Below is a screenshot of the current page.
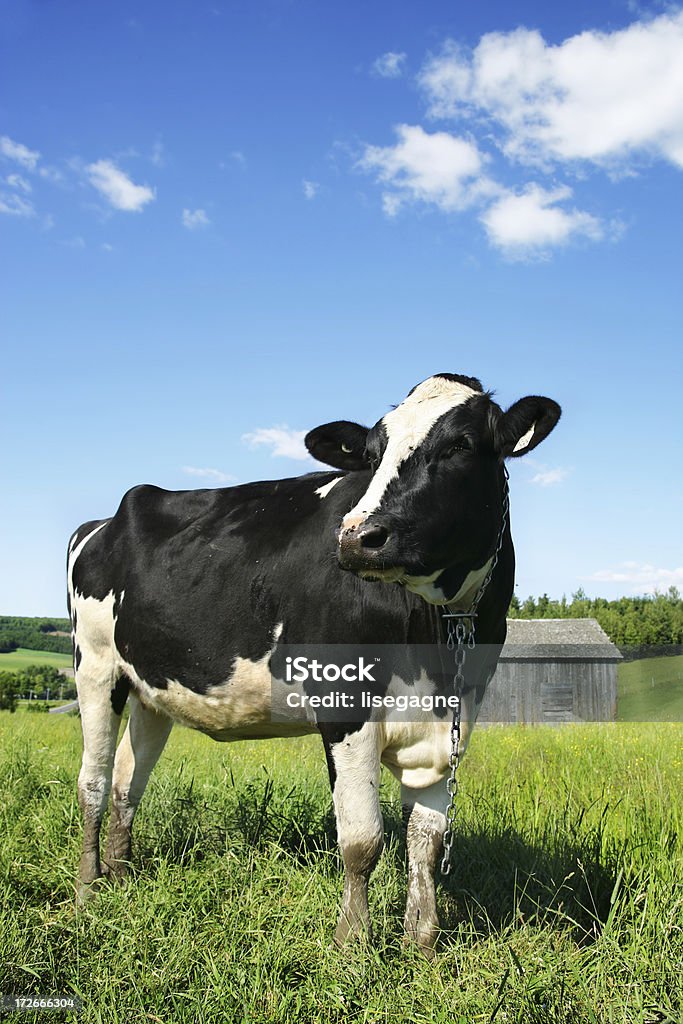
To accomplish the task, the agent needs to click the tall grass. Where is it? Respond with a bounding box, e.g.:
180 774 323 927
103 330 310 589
0 714 681 1023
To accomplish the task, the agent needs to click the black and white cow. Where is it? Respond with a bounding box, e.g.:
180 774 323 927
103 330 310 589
68 373 560 951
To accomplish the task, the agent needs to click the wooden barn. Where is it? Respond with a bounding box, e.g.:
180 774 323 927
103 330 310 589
480 618 621 724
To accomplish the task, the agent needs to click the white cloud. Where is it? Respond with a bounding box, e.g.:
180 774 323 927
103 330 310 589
381 192 404 217
38 165 64 184
302 179 320 200
524 457 571 486
150 140 166 167
86 159 155 212
0 135 40 171
529 466 570 486
242 426 311 461
0 192 35 217
182 207 210 229
356 13 683 257
6 173 31 193
419 12 683 170
182 466 235 484
359 123 489 213
373 51 407 78
481 184 603 256
584 562 683 593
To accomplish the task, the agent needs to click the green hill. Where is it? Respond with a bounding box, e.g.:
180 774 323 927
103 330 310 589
617 654 683 721
0 616 72 655
0 648 73 673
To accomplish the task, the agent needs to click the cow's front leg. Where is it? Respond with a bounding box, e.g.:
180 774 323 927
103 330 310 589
324 725 384 945
401 779 448 956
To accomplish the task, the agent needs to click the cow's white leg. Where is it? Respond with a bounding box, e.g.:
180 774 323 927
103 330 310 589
103 692 173 880
76 659 123 901
328 726 384 945
401 778 448 955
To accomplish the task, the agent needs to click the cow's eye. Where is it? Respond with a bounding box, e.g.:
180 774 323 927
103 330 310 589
439 441 470 460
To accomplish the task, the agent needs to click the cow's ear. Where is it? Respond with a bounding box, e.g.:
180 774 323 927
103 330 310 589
305 420 370 470
496 396 561 458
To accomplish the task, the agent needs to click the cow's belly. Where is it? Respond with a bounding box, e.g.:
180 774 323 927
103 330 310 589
118 650 316 740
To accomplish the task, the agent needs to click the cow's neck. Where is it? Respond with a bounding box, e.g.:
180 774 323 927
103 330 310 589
402 556 493 607
442 557 494 611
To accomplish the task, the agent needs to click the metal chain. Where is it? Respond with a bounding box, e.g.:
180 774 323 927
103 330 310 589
439 615 469 874
439 467 510 876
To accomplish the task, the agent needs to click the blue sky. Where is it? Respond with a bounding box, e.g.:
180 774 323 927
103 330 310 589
1 0 682 615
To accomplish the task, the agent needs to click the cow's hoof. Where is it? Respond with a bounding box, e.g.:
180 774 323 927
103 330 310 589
403 921 439 959
334 916 373 947
101 859 130 884
75 877 104 906
402 935 438 960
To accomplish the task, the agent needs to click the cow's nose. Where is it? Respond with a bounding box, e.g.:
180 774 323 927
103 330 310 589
358 524 390 549
338 518 392 568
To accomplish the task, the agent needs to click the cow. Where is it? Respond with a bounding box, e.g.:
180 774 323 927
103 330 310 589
67 372 560 952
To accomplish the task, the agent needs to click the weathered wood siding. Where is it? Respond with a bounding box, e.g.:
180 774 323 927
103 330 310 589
480 658 618 723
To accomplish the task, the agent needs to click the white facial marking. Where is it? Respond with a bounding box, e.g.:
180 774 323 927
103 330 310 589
315 477 343 500
513 423 535 452
343 376 478 525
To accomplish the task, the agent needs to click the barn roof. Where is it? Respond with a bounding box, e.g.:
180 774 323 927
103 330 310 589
500 618 622 661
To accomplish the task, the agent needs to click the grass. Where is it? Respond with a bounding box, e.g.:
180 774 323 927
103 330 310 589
0 647 73 673
618 655 683 722
0 713 681 1023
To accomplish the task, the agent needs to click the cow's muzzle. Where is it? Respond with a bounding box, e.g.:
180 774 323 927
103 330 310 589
338 514 394 573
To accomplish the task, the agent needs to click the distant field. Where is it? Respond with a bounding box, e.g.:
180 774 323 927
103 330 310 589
0 647 72 673
617 654 683 722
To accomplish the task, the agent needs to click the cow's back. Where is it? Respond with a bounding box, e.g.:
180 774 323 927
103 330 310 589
68 473 439 705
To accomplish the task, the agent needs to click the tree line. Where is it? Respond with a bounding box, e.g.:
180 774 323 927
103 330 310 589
0 665 77 712
509 587 683 650
1 592 682 672
0 616 72 655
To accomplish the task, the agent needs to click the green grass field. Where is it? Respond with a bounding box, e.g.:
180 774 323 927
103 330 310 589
0 647 73 673
0 712 681 1023
618 655 683 722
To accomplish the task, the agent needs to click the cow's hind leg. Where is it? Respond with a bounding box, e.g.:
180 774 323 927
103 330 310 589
76 661 127 902
103 691 173 880
324 726 384 945
402 779 447 956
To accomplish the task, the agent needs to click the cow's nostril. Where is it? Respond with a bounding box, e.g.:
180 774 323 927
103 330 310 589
359 525 390 550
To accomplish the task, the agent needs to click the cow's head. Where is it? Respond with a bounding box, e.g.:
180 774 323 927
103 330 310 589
305 373 561 604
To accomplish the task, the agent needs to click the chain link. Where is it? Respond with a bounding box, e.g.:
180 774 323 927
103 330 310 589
439 615 469 874
439 467 509 876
